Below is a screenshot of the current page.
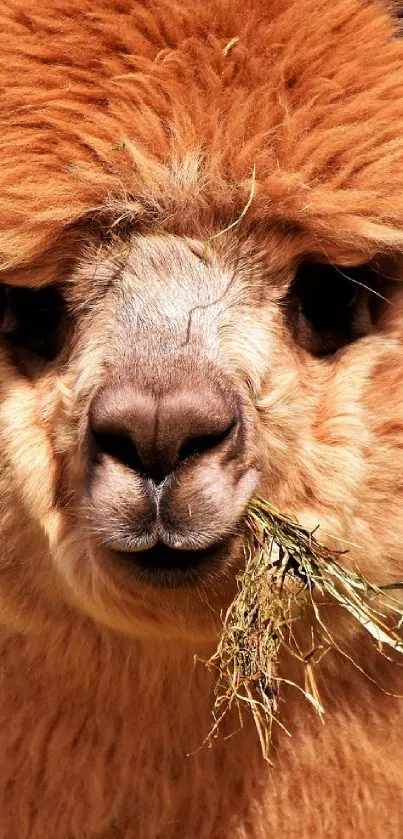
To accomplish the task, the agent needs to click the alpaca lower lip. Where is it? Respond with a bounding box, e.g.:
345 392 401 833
114 542 225 586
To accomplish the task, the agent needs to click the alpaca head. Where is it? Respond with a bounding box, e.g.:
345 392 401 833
2 0 403 642
0 224 400 641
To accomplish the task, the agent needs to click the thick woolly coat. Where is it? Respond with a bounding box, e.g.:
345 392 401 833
1 1 403 837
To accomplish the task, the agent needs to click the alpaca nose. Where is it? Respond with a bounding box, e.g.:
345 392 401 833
88 381 239 484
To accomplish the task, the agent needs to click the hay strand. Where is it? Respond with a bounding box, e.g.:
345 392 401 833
206 496 403 760
202 165 256 260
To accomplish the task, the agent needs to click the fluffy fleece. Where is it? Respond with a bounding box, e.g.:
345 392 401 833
3 0 403 275
1 0 403 837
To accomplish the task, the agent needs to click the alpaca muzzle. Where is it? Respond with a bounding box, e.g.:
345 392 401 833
84 369 260 585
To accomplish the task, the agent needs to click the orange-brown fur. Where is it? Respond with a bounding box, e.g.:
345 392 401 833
1 0 403 836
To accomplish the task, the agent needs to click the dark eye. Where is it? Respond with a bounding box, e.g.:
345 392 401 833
0 284 68 365
285 261 388 355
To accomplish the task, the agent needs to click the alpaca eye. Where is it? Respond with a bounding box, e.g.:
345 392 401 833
286 261 384 355
0 284 67 364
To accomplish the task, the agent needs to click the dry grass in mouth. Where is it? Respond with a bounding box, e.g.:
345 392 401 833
205 496 403 761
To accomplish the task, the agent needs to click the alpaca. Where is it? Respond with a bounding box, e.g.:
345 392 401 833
1 0 403 836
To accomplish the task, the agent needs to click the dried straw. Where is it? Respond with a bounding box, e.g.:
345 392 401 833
206 496 403 760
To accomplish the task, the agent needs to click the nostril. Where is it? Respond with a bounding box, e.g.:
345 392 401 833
91 429 144 474
88 381 242 484
178 420 238 463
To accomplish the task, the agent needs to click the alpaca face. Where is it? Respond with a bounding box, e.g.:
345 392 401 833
1 0 403 647
0 228 398 639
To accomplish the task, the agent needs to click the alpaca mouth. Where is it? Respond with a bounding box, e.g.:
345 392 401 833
113 540 230 588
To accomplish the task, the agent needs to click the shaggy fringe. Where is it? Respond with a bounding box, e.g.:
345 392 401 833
2 0 403 280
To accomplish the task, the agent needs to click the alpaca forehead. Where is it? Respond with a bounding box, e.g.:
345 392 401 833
119 236 232 317
76 232 284 319
70 233 280 380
